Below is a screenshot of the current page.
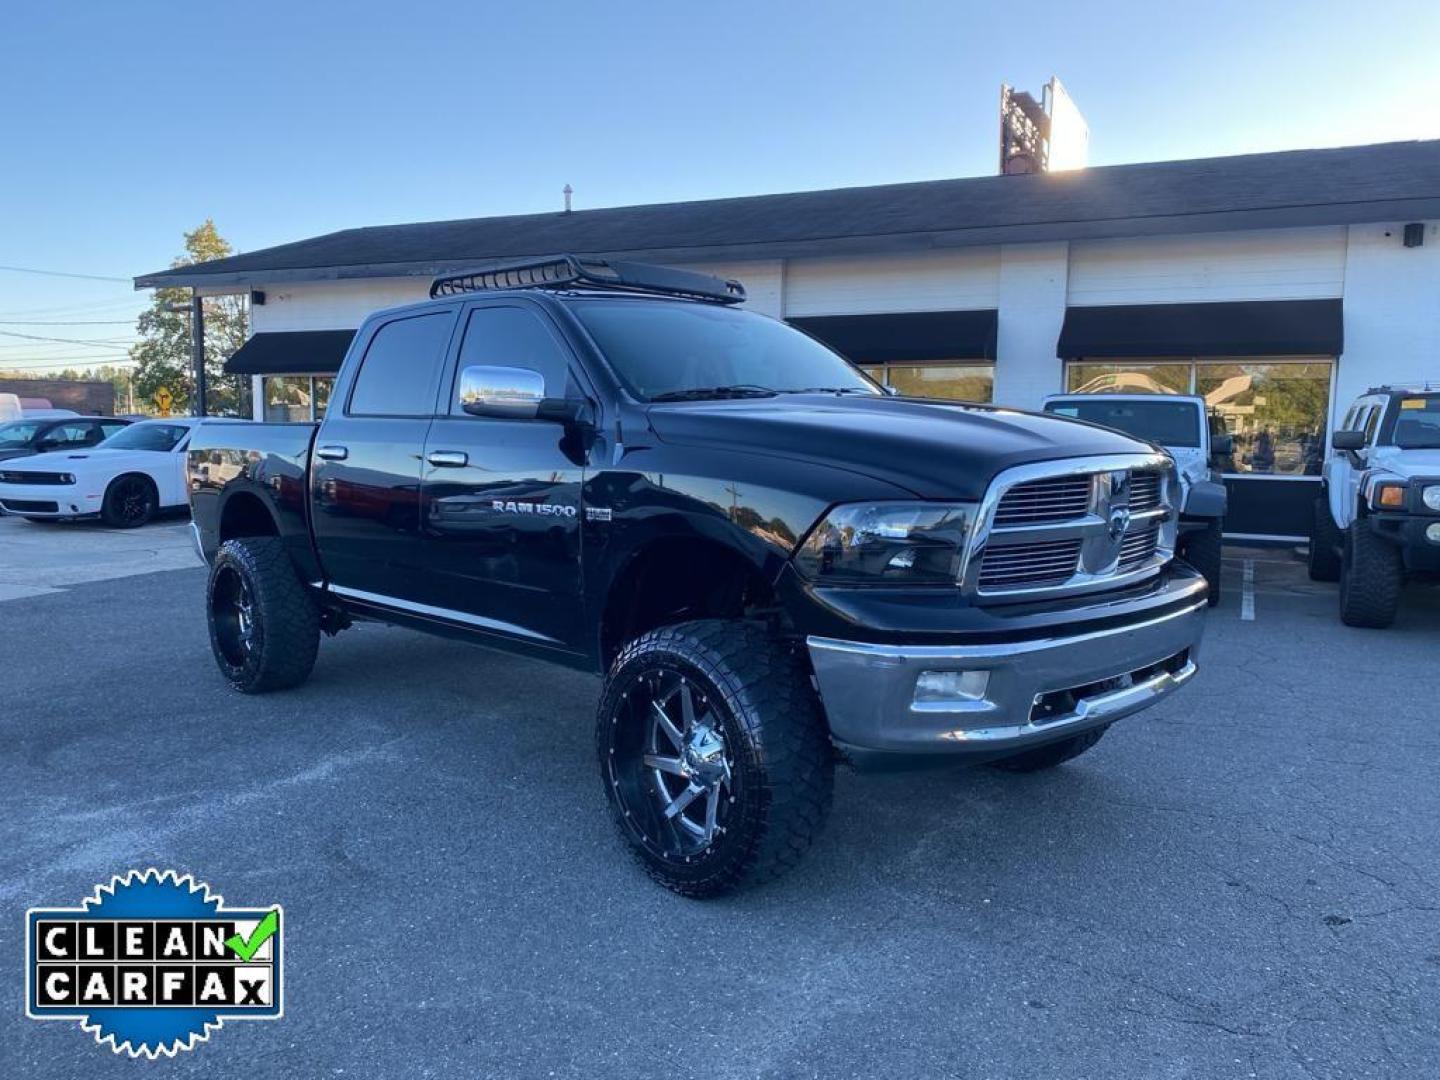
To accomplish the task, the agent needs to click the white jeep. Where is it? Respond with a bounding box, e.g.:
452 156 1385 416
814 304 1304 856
1044 393 1228 605
1309 386 1440 627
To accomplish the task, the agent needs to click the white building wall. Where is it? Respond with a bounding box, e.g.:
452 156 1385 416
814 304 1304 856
250 278 430 333
1067 227 1346 306
783 249 999 316
992 243 1069 409
1336 221 1440 429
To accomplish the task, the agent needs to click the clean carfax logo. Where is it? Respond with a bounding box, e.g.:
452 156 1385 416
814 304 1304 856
25 869 283 1058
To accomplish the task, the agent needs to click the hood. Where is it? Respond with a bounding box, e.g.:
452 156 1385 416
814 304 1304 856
1371 446 1440 479
646 394 1158 500
0 448 148 472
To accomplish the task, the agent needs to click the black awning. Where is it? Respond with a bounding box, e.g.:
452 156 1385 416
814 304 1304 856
1056 299 1343 359
788 310 998 363
225 330 357 375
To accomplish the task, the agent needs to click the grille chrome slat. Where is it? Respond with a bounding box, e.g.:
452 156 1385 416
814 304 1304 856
992 475 1091 527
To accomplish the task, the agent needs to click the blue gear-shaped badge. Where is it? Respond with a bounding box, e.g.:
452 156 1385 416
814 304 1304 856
26 869 283 1058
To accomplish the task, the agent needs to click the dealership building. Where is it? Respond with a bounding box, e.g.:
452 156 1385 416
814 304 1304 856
136 138 1440 540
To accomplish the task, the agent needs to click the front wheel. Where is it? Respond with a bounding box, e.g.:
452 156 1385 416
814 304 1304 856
1308 497 1343 582
207 537 320 692
596 620 833 898
1339 522 1403 628
101 474 156 528
1181 520 1223 606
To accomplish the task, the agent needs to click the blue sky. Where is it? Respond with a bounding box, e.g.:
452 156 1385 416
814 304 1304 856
3 0 1439 373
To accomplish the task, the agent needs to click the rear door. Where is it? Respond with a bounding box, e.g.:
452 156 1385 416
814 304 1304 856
414 300 589 653
311 306 459 600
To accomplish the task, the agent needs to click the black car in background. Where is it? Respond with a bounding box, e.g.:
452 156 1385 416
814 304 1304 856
0 416 132 463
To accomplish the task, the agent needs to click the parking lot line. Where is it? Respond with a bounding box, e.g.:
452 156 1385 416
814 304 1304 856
1241 559 1256 621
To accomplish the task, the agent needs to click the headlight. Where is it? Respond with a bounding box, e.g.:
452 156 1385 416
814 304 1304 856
1423 485 1440 512
59 473 75 485
1371 482 1406 510
794 502 975 585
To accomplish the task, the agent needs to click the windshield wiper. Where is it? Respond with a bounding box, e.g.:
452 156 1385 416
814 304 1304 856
650 385 778 402
785 386 877 396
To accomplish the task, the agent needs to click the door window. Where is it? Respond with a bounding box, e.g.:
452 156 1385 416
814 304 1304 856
450 306 576 411
348 312 455 417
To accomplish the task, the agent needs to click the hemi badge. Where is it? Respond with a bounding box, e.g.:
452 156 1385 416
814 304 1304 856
585 507 613 522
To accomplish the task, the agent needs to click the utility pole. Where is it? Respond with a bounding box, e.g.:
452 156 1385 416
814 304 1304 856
191 291 207 417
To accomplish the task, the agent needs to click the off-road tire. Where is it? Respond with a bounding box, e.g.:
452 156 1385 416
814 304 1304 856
1181 519 1223 606
207 537 320 693
989 726 1109 773
1308 496 1343 582
1339 521 1403 629
101 474 157 528
596 620 833 898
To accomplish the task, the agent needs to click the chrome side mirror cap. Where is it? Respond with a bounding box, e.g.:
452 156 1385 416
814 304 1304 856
459 365 545 419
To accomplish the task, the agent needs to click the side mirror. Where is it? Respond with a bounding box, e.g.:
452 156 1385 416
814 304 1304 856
1211 434 1233 456
1331 430 1365 451
459 365 546 419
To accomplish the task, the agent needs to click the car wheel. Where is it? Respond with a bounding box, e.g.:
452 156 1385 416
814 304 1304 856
1308 496 1343 582
101 474 156 528
1339 522 1403 628
207 537 320 693
1181 519 1223 606
596 620 833 897
989 726 1109 773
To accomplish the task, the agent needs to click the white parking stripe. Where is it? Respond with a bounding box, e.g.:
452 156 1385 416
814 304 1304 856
1241 559 1256 621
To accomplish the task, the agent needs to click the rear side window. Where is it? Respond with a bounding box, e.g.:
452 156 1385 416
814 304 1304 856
349 312 454 417
1045 399 1202 447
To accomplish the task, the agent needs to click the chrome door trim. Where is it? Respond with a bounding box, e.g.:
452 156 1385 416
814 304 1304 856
326 584 561 644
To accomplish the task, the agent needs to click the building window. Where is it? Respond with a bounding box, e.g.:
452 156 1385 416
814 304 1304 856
1064 358 1333 477
860 362 995 403
263 375 335 422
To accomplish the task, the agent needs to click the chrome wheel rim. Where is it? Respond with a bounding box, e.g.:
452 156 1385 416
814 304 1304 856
211 567 256 667
611 667 735 859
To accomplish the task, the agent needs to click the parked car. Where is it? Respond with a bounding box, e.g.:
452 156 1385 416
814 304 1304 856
0 416 132 463
1309 386 1440 627
187 255 1208 897
0 417 200 527
1042 393 1229 604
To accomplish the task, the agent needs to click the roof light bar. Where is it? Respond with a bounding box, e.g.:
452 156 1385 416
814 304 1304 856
429 254 746 304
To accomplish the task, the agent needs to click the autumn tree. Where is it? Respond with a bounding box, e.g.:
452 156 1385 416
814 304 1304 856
130 220 249 416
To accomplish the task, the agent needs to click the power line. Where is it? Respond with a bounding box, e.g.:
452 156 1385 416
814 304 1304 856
0 264 131 283
0 296 144 318
0 319 137 326
0 329 137 349
0 358 137 372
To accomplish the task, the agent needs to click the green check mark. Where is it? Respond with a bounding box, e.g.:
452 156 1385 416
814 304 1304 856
225 909 279 961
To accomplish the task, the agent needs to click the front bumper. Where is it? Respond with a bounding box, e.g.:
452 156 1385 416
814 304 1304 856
0 482 95 518
809 592 1205 767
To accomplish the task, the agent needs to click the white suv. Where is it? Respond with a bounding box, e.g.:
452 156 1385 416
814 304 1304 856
1310 386 1440 627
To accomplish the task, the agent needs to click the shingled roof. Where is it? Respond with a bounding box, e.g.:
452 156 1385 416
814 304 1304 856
136 140 1440 289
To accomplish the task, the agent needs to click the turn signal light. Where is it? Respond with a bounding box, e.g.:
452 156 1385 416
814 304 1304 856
1374 485 1406 509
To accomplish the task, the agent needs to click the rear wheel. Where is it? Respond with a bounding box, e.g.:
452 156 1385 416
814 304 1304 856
101 474 156 528
1181 519 1223 606
1339 522 1403 628
1308 497 1343 582
989 726 1109 773
207 537 320 692
596 620 833 897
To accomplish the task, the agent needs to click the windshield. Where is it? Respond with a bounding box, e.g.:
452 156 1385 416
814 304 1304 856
1046 398 1203 448
98 422 190 452
1392 394 1440 448
570 299 879 400
0 421 43 449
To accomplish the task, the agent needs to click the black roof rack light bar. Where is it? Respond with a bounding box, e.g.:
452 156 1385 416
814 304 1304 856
429 254 746 304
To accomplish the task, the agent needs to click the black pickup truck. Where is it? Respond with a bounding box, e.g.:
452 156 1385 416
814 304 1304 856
188 256 1207 896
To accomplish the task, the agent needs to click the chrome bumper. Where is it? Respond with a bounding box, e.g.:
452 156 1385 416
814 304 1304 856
808 598 1205 760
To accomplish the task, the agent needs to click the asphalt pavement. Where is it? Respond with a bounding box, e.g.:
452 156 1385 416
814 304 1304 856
2 517 1438 1079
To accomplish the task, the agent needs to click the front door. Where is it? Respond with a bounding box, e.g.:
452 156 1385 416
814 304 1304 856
311 307 458 600
416 301 589 653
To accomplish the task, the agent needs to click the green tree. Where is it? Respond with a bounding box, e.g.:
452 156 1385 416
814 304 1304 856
130 220 249 416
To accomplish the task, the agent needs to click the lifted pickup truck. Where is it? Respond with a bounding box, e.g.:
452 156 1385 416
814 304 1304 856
1042 393 1230 604
188 255 1207 896
1309 386 1440 627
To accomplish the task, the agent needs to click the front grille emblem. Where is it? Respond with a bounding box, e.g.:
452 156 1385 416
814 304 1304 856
1107 504 1131 541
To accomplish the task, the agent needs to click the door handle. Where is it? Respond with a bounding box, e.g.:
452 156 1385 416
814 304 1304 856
315 444 349 461
427 450 469 468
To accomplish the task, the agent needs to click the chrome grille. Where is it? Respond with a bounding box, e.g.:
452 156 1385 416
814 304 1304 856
1128 471 1163 512
992 475 1091 526
978 538 1082 590
1118 524 1160 570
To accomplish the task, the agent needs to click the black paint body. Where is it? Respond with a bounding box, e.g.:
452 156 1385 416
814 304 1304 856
189 290 1203 675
